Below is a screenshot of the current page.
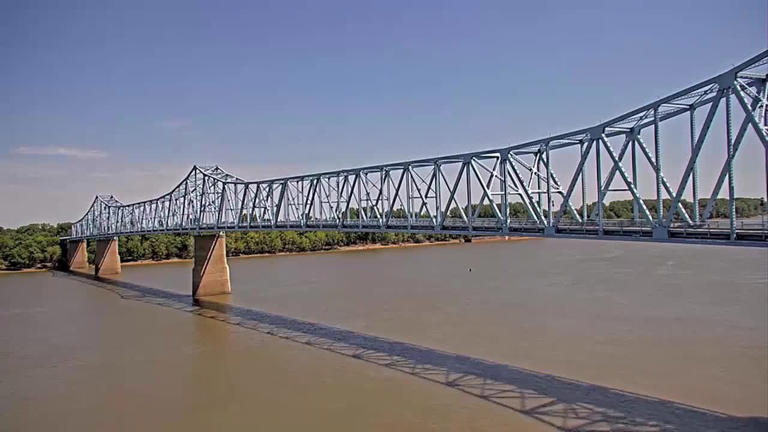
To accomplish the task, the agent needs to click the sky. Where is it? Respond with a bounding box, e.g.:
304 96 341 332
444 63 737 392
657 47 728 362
1 0 766 227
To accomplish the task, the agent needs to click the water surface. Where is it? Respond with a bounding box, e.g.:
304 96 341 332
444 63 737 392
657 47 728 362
2 238 766 430
0 271 546 431
122 238 768 416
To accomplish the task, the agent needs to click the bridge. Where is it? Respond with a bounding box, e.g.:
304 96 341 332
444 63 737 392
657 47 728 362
62 51 768 296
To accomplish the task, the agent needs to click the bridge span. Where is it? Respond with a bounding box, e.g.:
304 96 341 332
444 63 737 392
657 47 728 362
62 51 768 296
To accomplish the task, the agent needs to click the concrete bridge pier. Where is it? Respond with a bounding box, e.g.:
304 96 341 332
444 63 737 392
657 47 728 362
64 239 88 271
95 237 121 276
192 232 231 298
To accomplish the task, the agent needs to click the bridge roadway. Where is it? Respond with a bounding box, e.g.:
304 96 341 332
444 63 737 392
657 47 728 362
61 50 768 296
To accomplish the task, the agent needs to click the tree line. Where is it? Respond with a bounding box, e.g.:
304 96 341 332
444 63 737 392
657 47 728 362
0 197 764 270
464 197 766 221
0 224 455 270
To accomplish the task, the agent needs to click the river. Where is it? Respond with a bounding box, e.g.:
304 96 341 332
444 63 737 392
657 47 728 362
1 238 766 430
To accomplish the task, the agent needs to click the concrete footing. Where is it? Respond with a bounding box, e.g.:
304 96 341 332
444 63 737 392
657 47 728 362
66 239 88 271
543 226 556 236
192 233 231 298
95 237 121 276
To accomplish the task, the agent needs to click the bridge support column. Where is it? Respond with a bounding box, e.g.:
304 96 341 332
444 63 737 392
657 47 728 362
192 232 231 298
65 239 88 271
95 237 121 276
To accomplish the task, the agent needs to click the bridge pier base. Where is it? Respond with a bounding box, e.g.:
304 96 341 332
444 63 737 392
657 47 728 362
543 227 556 236
192 232 231 298
65 239 88 271
95 237 121 276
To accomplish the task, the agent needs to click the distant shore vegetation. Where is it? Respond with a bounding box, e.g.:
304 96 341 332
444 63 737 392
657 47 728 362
0 197 764 270
0 225 456 271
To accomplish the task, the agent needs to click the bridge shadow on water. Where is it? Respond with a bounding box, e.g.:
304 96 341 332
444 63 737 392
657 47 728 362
57 271 767 432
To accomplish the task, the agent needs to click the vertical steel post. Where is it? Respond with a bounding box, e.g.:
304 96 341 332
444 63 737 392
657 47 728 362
500 153 509 231
536 153 543 211
180 175 188 228
726 88 736 240
580 142 587 224
654 107 663 223
406 166 412 230
545 143 552 227
166 194 173 230
357 171 362 229
763 85 768 226
386 169 391 224
197 176 206 229
105 201 111 235
152 201 159 231
379 168 385 226
595 138 604 235
434 162 442 229
631 136 639 223
275 181 286 227
690 108 700 223
216 182 226 228
237 184 248 228
336 176 340 223
466 159 473 231
300 179 305 224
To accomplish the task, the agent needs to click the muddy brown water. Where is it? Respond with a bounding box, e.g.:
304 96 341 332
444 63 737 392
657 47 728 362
1 238 767 430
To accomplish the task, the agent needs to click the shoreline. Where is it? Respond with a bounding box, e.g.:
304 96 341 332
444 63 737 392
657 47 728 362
1 236 533 273
122 235 533 268
0 267 51 275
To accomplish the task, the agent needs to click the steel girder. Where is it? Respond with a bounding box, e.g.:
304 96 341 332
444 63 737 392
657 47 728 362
70 51 768 242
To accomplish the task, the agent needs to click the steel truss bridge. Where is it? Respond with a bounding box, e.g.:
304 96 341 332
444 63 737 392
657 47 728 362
71 51 768 244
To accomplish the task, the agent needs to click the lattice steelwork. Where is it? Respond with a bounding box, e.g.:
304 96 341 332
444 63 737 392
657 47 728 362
71 51 768 242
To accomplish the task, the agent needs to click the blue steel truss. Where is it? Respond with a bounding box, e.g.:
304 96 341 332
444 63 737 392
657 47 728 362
70 51 768 243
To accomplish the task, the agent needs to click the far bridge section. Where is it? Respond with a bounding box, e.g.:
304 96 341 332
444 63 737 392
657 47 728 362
62 51 768 296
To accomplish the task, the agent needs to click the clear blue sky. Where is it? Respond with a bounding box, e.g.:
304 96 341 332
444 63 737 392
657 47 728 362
1 0 766 227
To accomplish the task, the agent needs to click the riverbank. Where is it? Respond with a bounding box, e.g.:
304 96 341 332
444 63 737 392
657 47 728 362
0 235 534 273
0 267 50 275
121 235 534 268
